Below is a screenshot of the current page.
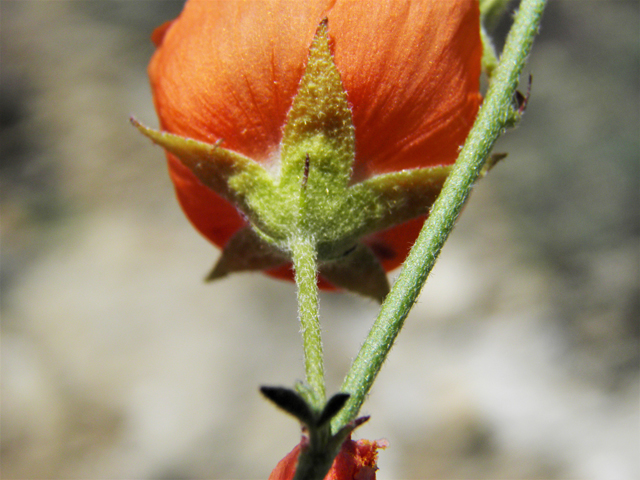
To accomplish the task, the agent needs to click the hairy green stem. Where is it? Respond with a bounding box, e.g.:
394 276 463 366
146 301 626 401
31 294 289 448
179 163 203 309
332 0 547 432
290 236 326 408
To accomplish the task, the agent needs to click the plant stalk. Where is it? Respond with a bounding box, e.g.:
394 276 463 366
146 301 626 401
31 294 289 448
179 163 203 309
290 236 326 408
332 0 547 432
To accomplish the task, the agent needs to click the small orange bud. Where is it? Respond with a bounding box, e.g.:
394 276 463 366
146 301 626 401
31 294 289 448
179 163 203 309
269 438 387 480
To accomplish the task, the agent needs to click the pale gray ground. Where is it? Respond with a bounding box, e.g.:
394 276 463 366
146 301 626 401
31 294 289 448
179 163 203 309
1 1 638 479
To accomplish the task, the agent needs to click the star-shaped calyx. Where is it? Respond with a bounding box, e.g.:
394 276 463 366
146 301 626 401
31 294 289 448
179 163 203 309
133 19 452 302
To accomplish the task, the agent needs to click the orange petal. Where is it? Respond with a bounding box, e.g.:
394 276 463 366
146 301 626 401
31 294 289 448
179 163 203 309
149 0 335 163
151 0 481 169
267 443 300 480
328 0 482 179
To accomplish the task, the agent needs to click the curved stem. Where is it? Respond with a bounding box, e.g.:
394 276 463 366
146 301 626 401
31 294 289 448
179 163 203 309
290 236 326 408
332 0 547 432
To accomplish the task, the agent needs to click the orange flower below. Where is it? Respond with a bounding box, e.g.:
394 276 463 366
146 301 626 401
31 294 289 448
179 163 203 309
269 438 387 480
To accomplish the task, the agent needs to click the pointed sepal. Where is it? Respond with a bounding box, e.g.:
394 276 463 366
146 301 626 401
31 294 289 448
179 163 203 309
316 393 350 428
260 386 316 427
278 17 355 206
206 227 287 281
261 386 351 430
131 117 274 217
320 244 390 303
345 165 451 242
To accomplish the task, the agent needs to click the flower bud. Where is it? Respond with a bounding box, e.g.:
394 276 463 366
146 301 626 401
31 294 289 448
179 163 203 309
139 0 482 298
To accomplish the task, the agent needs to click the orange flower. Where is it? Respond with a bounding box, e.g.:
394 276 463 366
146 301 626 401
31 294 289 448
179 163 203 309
269 438 386 480
148 0 482 287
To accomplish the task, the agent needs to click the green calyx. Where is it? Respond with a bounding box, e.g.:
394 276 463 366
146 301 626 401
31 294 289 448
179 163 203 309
134 18 453 300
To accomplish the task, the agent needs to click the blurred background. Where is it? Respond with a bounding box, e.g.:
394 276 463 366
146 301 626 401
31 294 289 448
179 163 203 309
1 1 638 479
